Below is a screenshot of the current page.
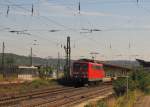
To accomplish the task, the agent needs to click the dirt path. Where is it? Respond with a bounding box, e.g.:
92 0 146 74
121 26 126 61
134 96 150 107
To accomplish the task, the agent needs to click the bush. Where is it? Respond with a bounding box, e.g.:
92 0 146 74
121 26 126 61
113 74 138 96
97 101 107 107
84 101 107 107
144 85 150 94
134 69 150 93
84 103 93 107
29 79 50 88
113 69 150 96
113 77 127 96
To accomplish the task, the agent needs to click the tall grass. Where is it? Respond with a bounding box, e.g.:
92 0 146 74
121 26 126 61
84 90 143 107
0 78 58 94
84 100 108 107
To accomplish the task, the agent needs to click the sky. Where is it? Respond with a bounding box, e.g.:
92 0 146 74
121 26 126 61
0 0 150 60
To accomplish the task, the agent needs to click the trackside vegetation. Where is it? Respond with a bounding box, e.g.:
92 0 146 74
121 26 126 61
85 68 150 107
0 78 58 94
113 68 150 95
84 100 107 107
84 91 143 107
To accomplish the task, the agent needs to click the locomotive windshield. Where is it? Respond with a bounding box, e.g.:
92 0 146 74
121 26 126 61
92 65 103 71
73 63 88 71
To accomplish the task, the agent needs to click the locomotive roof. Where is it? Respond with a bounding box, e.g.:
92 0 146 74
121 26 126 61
75 59 131 71
75 59 103 65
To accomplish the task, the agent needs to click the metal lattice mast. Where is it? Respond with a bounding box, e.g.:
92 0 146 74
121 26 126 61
64 36 71 79
30 47 32 66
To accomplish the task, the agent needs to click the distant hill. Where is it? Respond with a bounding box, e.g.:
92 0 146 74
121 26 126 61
0 53 65 68
0 53 140 69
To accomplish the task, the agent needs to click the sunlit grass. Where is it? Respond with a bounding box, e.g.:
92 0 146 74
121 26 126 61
0 78 58 95
84 90 143 107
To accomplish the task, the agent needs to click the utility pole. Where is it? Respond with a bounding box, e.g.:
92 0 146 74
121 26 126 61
57 52 60 79
30 47 33 66
31 4 34 16
64 36 71 80
137 0 139 4
78 0 81 14
126 74 129 98
6 5 10 17
2 42 5 69
2 42 5 77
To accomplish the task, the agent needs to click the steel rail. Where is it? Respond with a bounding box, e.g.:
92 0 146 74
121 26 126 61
0 86 76 106
21 85 112 107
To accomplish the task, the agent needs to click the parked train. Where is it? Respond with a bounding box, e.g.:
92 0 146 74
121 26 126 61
72 59 105 85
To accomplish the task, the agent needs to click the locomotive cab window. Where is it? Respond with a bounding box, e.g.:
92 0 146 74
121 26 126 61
92 65 103 71
82 64 88 71
73 63 88 71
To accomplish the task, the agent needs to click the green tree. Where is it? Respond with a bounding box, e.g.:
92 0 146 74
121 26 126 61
6 56 14 67
38 66 53 79
134 69 150 93
113 77 127 96
113 68 150 96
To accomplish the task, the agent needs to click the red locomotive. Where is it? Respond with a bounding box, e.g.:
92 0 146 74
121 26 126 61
72 59 105 85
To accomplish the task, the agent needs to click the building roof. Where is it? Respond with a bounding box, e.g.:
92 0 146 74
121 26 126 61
18 66 38 69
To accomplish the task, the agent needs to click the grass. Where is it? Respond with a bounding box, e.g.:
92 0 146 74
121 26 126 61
84 100 108 107
84 90 143 107
0 73 18 82
28 79 57 89
0 78 58 95
0 74 3 81
115 90 143 107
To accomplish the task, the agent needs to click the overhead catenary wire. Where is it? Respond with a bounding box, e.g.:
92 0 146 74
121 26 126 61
135 1 150 15
1 0 149 59
1 28 61 47
0 16 65 48
3 0 79 31
0 1 80 47
2 0 145 33
6 1 137 32
3 0 33 13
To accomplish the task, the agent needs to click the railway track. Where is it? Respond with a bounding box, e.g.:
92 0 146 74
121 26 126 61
0 84 113 107
0 86 75 106
41 85 113 107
